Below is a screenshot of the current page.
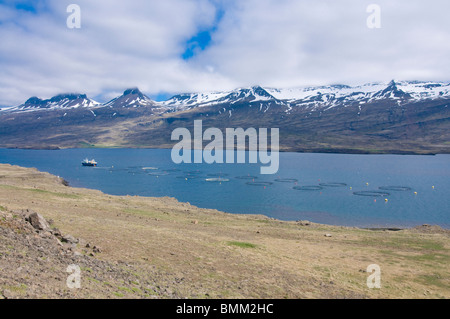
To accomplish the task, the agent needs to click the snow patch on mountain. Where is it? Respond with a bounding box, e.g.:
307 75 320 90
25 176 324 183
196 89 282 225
6 94 101 112
266 81 450 105
104 88 158 108
3 81 449 114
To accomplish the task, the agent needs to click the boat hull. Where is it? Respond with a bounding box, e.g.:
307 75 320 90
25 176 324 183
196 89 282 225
82 163 96 167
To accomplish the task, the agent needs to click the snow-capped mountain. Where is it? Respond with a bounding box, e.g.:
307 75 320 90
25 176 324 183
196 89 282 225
6 93 100 112
161 86 280 110
265 80 450 107
214 86 279 104
104 88 158 108
3 80 449 115
161 80 450 112
1 81 449 154
161 91 230 108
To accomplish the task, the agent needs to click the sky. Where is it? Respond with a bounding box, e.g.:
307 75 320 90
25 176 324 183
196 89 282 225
0 0 449 106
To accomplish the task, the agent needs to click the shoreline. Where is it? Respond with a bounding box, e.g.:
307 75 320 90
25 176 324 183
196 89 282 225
0 151 448 230
1 163 449 299
2 145 445 156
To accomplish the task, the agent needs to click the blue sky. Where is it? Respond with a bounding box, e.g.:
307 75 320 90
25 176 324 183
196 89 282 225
0 0 449 106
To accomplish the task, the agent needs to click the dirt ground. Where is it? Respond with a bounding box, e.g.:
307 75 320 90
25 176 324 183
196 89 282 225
0 164 449 299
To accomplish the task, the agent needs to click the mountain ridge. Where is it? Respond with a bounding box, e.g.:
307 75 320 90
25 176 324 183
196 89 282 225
2 80 450 113
0 80 449 154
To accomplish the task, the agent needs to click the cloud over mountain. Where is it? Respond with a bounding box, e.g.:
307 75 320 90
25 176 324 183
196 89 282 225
0 0 449 107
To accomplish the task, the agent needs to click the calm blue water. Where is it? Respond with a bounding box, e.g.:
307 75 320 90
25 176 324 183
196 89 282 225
0 148 449 229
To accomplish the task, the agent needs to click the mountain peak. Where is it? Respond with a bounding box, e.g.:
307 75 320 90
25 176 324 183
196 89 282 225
375 80 411 99
123 88 142 96
104 88 157 108
17 93 98 110
388 79 397 87
25 96 42 104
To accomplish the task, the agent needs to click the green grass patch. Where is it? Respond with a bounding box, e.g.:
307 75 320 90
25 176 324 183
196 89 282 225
352 235 447 252
227 241 257 249
26 188 81 199
117 286 134 293
404 253 450 265
0 184 80 199
122 208 169 220
2 284 28 295
144 288 158 295
80 266 93 273
417 273 449 289
86 277 100 284
0 185 16 190
131 287 142 294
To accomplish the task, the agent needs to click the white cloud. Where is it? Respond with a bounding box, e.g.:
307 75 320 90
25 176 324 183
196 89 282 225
0 0 449 106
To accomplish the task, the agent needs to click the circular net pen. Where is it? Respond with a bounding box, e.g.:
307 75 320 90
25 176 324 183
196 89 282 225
163 168 181 172
146 171 169 176
184 170 203 175
176 175 203 180
353 191 390 197
246 181 273 187
274 178 299 183
319 182 347 187
207 173 230 177
235 176 258 180
293 185 324 191
205 178 230 182
378 186 412 192
127 170 146 175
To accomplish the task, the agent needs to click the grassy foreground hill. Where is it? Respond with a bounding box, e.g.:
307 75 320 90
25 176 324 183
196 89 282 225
0 164 449 299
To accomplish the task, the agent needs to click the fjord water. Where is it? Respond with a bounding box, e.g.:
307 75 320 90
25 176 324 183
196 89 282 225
0 148 449 229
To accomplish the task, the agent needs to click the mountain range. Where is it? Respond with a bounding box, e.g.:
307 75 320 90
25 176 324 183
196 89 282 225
0 80 449 154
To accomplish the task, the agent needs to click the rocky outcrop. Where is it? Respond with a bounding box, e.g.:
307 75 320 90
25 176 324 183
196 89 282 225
0 208 174 299
25 211 51 232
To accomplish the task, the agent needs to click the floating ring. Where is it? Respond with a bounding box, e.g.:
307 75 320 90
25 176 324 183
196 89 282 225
246 181 273 186
207 173 229 177
274 178 299 183
205 178 230 182
293 185 324 191
184 170 202 175
176 175 203 179
353 191 390 197
235 176 258 180
146 172 169 176
163 168 181 172
319 182 347 187
378 186 412 191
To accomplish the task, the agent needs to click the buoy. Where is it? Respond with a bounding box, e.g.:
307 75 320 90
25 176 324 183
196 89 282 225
432 186 435 189
385 198 388 202
366 182 369 186
185 178 188 181
374 199 376 202
350 187 352 190
414 191 418 195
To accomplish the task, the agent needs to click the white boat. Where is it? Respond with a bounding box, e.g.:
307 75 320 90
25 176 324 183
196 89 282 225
82 158 97 166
